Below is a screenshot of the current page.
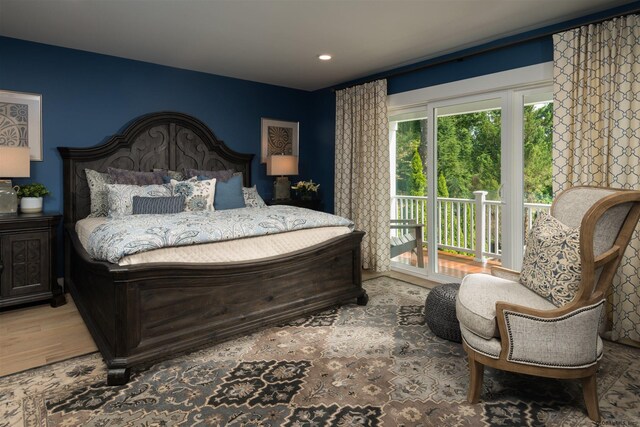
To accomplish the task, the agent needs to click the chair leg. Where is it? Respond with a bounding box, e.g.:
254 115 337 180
581 374 601 422
467 354 484 403
415 245 424 268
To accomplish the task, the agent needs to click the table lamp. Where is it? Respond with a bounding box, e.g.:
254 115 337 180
266 155 298 200
0 146 31 215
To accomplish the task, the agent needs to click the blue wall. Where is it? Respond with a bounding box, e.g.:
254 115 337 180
0 36 314 209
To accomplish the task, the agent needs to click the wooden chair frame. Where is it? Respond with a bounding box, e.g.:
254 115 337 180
463 186 640 422
390 219 425 268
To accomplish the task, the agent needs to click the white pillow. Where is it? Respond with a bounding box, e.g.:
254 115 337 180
106 183 172 217
170 177 216 211
520 212 581 307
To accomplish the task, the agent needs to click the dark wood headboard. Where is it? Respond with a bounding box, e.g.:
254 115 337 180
58 112 254 224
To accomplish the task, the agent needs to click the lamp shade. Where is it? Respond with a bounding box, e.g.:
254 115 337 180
0 146 31 177
266 155 298 176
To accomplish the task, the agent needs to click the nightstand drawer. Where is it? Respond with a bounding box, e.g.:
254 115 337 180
0 231 50 298
0 212 65 309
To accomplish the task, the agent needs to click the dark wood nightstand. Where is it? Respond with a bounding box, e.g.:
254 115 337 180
267 198 322 211
0 212 66 309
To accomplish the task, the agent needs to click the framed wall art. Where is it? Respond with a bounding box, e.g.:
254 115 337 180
261 118 299 163
0 90 43 161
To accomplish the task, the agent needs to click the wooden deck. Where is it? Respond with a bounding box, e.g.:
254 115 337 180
393 250 501 278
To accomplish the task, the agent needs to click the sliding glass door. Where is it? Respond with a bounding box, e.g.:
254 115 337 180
390 85 553 280
429 95 505 277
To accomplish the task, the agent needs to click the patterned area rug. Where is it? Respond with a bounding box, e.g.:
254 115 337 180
1 276 639 426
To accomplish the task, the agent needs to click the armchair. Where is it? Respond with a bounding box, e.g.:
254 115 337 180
390 219 425 268
456 186 640 422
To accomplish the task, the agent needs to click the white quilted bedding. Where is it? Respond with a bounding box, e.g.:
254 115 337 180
76 218 351 266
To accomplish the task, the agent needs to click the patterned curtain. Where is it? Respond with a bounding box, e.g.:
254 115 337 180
335 80 390 272
553 14 640 346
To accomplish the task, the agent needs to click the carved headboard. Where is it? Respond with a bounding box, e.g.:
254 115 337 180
58 112 254 224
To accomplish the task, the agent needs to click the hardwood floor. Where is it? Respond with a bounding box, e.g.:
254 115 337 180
362 269 439 289
393 250 501 278
0 296 97 377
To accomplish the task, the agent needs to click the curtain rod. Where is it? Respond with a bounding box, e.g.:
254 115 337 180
330 7 640 92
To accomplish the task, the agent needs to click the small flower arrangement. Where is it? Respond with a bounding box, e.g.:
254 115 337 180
17 182 50 198
291 180 320 200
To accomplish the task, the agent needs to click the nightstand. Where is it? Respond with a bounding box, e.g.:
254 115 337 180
0 212 66 309
267 198 322 211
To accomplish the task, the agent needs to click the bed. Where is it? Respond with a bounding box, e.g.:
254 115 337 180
58 112 366 385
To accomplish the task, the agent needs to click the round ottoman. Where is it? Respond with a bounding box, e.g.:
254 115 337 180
425 283 462 343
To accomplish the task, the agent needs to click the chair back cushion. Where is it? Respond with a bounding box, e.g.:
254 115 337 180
552 187 632 257
520 213 581 307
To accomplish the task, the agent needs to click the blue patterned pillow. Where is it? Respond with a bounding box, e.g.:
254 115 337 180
243 186 267 208
132 196 185 215
170 177 216 211
214 175 245 210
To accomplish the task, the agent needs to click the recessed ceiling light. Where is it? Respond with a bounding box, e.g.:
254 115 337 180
318 54 332 61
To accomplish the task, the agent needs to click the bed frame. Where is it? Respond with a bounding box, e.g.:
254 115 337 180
58 112 366 385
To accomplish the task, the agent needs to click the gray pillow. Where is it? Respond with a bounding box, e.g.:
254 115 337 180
108 167 164 185
185 168 235 182
132 196 185 215
520 213 581 307
85 169 112 218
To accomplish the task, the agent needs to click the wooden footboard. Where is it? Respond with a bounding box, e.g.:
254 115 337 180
65 227 366 385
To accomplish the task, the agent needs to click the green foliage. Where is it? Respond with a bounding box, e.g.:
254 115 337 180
437 173 449 197
409 148 426 196
523 103 553 203
395 121 422 195
394 103 552 204
17 182 50 198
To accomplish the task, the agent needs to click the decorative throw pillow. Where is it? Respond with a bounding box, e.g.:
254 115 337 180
520 213 582 307
107 167 164 185
85 169 112 218
153 168 185 182
132 196 185 215
214 175 245 210
185 168 235 182
106 184 172 216
243 185 267 208
170 177 216 211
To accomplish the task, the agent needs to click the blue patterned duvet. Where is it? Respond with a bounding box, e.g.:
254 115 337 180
87 205 354 263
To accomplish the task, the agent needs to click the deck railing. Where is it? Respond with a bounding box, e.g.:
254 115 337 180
392 194 551 261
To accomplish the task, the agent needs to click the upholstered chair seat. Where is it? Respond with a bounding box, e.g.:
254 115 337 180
456 186 640 423
457 274 556 339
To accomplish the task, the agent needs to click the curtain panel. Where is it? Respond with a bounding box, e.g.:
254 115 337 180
553 14 640 346
335 80 391 271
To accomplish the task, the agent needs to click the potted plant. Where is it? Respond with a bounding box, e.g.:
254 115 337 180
291 180 320 200
17 183 50 213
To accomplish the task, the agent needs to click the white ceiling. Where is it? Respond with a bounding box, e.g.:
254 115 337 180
0 0 634 91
